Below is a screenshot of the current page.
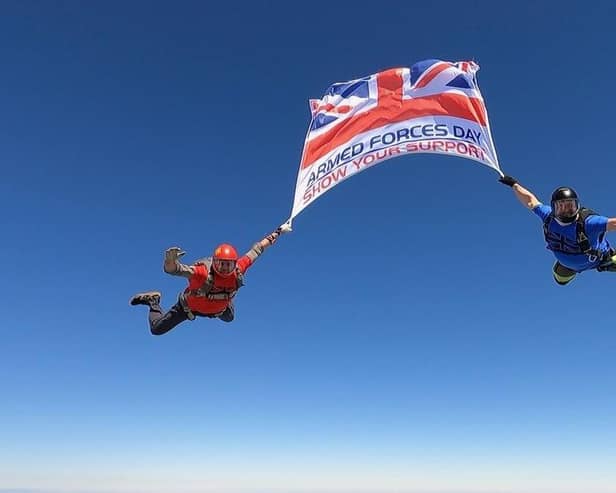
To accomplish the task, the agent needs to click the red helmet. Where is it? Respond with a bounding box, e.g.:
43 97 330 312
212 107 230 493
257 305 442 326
212 243 238 276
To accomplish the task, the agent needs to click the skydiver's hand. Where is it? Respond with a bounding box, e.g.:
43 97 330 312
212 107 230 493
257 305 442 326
498 175 518 187
265 222 292 245
163 247 193 276
165 247 186 263
276 222 293 234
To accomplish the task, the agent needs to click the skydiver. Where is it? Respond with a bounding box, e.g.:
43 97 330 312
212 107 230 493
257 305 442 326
499 175 616 285
130 223 292 335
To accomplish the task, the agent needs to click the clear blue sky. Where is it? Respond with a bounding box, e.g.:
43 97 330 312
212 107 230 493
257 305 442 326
1 1 615 493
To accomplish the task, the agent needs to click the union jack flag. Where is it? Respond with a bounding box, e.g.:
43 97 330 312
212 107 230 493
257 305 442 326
290 59 500 220
302 59 489 169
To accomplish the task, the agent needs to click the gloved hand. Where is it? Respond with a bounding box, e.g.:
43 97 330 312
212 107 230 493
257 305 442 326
266 222 292 245
498 175 518 187
165 246 186 263
276 222 293 234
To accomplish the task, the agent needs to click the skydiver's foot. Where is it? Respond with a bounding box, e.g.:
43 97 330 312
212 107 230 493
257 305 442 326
129 291 161 306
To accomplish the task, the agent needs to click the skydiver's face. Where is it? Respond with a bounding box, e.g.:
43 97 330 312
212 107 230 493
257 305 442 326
554 199 578 217
213 259 236 276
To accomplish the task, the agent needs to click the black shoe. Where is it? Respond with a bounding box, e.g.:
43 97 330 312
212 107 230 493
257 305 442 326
129 291 161 306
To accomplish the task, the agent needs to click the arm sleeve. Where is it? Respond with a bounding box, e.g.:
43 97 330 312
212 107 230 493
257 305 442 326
585 215 609 237
532 204 551 222
244 242 265 263
239 227 281 268
164 260 195 278
236 255 254 274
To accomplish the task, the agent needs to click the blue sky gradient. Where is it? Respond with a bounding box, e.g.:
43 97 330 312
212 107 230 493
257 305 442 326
1 1 615 492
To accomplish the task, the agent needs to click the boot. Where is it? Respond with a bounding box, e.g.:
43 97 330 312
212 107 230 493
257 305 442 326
129 291 161 306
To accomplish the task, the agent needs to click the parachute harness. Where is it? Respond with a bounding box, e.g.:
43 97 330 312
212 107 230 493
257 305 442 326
543 207 610 265
178 257 244 320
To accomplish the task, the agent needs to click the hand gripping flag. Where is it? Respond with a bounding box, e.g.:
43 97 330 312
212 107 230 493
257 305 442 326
288 59 501 221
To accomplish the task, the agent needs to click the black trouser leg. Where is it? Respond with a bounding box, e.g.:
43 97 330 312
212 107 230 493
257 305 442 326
217 302 235 323
148 301 190 336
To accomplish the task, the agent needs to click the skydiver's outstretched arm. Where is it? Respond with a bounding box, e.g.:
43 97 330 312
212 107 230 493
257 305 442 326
163 247 195 278
512 183 541 210
499 175 541 210
244 223 293 262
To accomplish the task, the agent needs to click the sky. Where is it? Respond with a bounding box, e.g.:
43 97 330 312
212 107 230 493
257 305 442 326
1 1 615 493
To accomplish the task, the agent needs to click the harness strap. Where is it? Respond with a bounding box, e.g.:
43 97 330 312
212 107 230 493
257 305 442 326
543 207 602 259
178 293 196 320
178 292 227 319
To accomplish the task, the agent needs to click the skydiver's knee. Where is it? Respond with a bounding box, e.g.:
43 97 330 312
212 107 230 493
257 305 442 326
553 262 576 286
150 325 166 335
218 307 234 323
150 321 176 335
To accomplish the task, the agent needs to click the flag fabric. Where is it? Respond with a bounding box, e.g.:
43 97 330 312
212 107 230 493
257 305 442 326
289 59 501 220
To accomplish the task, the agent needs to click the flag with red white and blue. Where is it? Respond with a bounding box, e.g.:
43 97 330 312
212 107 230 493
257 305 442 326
291 59 501 220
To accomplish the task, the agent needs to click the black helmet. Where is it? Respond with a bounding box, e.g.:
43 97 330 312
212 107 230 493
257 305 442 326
551 187 580 224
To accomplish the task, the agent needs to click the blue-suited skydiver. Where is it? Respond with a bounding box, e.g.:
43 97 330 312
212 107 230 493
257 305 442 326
499 175 616 285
